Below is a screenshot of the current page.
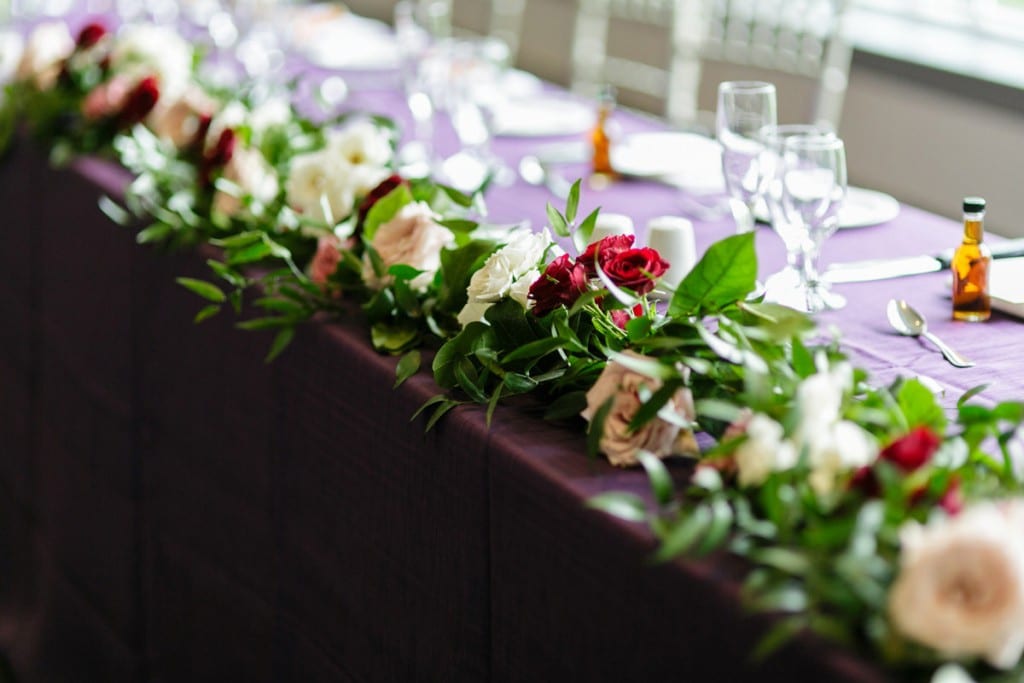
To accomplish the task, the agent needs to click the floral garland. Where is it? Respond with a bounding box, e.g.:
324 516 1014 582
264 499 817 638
4 18 1024 683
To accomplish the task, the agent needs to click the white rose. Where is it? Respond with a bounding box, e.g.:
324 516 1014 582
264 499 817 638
147 85 216 148
0 31 25 86
796 363 851 438
467 252 515 304
286 150 352 224
213 146 279 217
327 121 392 168
248 97 291 137
889 501 1024 669
362 201 453 291
346 161 391 198
581 351 698 467
804 419 876 495
734 413 798 487
457 301 493 328
509 268 539 309
496 229 554 279
16 21 74 89
111 24 192 101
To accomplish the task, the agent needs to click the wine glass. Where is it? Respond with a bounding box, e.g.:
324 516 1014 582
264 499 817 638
716 81 777 234
760 123 835 308
778 133 848 313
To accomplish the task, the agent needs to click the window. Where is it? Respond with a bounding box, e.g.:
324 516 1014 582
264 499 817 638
854 0 1024 41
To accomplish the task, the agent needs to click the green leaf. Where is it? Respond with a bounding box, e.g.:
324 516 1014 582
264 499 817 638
227 240 273 266
437 239 500 312
501 336 568 364
210 231 263 249
99 195 133 226
135 222 173 244
653 505 712 562
363 184 414 240
371 323 419 354
695 497 733 555
738 302 815 341
546 202 569 237
503 372 538 393
586 396 615 460
394 350 422 388
608 352 679 381
957 384 989 408
193 304 221 324
571 207 602 256
486 383 504 427
751 617 805 661
439 218 479 233
236 316 294 331
425 399 460 432
565 179 581 223
484 298 538 350
791 335 816 378
388 263 426 281
637 451 675 507
627 379 684 435
586 492 648 523
433 323 495 389
176 277 226 303
264 327 295 363
544 391 588 421
669 233 757 318
898 378 946 433
411 394 449 422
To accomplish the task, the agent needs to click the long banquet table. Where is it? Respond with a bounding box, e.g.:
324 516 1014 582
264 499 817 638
2 21 1024 683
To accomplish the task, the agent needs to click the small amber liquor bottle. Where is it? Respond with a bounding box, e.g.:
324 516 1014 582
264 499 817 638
952 196 992 321
591 85 617 177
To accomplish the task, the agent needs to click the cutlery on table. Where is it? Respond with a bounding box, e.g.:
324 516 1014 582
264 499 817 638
825 239 1024 284
886 299 975 369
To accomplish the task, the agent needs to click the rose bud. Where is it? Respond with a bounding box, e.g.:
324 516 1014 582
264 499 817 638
528 253 588 316
610 303 644 330
76 22 108 50
880 426 942 471
355 174 408 234
116 75 160 127
579 234 634 278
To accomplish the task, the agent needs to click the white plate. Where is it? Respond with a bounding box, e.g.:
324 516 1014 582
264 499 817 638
836 186 901 229
754 186 901 229
611 132 725 194
491 97 595 137
991 257 1024 318
299 14 401 70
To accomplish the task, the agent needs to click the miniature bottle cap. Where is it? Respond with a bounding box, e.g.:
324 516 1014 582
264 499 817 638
963 197 986 213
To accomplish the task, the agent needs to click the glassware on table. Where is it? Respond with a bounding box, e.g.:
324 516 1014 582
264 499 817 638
760 123 835 308
394 0 438 176
716 81 777 234
777 133 848 313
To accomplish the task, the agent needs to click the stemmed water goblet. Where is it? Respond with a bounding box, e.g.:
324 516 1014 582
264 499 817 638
778 133 848 313
716 81 777 234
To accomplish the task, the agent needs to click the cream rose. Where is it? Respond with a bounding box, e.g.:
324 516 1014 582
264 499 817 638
362 201 453 291
734 413 798 487
803 419 876 495
212 146 280 218
0 31 25 87
327 120 392 169
146 85 216 147
286 150 351 224
581 351 698 467
15 21 74 90
889 501 1024 669
110 23 192 101
456 230 553 326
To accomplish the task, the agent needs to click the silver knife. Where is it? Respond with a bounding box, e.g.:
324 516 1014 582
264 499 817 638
824 239 1024 284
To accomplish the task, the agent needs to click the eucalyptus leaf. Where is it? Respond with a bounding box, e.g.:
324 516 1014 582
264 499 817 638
394 350 422 388
637 451 675 507
176 277 226 303
264 327 295 363
587 492 648 523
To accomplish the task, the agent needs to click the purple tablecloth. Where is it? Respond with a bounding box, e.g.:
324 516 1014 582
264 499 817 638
2 31 1022 683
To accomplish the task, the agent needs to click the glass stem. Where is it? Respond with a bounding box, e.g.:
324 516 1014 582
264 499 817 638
730 198 755 234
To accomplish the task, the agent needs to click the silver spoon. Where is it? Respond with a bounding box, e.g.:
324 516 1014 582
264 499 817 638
886 299 975 368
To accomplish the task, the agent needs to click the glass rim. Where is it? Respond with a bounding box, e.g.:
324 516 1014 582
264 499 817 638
718 80 777 95
782 133 845 151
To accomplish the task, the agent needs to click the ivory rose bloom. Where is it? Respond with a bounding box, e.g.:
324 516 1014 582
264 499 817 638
734 413 797 487
212 146 280 218
889 501 1024 669
803 419 876 495
581 351 698 467
110 24 192 101
148 85 216 148
456 230 554 327
15 22 74 89
362 202 453 291
0 32 25 86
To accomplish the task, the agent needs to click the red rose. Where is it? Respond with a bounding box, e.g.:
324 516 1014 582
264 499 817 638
610 303 644 330
602 247 669 295
76 22 107 50
529 253 588 316
116 76 160 127
580 234 634 278
356 174 408 234
939 478 963 516
880 427 941 471
199 128 238 186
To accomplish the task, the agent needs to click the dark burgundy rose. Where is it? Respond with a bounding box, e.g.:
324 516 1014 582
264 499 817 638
76 22 108 50
579 234 634 278
850 466 880 498
355 174 408 234
880 427 941 471
199 128 237 186
602 247 670 295
610 303 644 330
529 254 588 316
116 75 160 127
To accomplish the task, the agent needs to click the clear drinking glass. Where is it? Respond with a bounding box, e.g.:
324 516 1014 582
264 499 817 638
778 133 848 312
716 81 777 234
760 124 835 308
